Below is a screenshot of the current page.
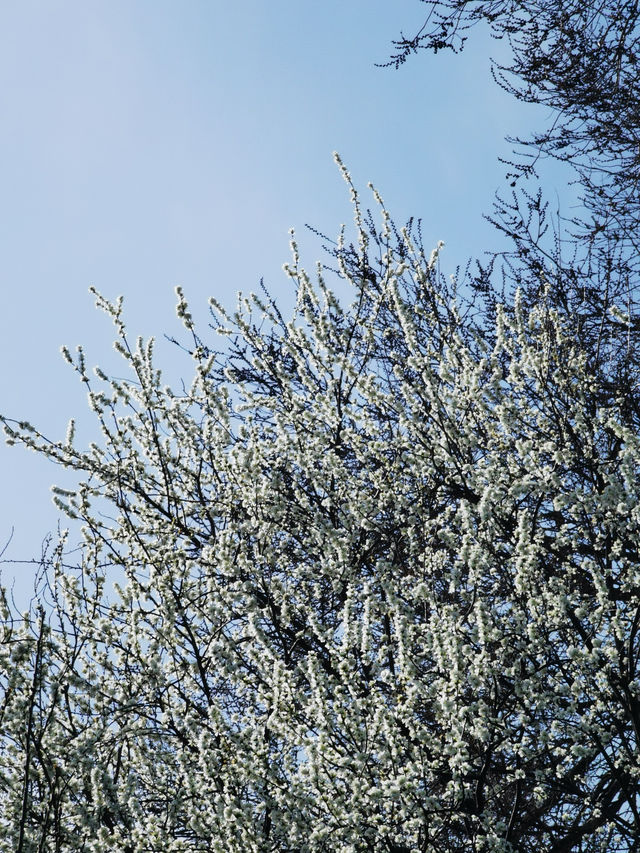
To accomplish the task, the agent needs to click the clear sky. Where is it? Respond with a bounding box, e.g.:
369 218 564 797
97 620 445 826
0 1 574 604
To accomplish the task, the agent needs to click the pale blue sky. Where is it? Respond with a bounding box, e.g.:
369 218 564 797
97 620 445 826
0 1 573 603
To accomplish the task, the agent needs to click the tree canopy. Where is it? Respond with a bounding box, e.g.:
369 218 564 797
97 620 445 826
2 2 640 851
387 0 640 387
387 0 640 249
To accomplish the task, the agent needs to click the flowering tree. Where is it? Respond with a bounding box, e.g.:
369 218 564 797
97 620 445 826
2 159 639 851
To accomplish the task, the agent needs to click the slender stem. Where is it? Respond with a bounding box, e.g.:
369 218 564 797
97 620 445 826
17 607 46 853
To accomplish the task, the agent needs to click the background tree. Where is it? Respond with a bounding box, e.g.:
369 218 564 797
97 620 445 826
386 0 640 398
386 0 640 250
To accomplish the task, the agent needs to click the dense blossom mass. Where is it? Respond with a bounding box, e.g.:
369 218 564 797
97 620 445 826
2 0 640 849
1 159 639 850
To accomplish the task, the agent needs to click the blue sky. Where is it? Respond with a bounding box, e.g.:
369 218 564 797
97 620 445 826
0 1 573 603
